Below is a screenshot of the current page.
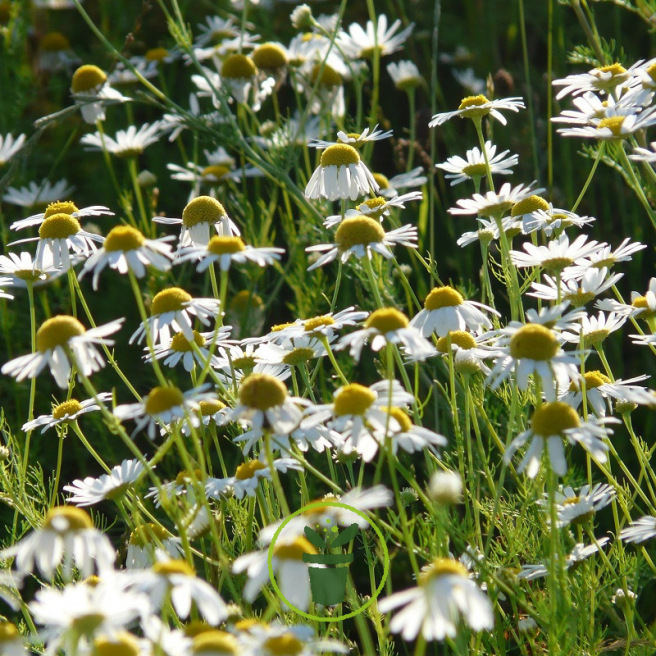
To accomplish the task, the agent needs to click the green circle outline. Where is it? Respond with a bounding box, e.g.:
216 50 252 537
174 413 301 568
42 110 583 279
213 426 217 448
267 500 390 622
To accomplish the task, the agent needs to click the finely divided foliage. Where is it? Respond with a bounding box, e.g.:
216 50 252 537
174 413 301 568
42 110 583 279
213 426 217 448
2 3 656 656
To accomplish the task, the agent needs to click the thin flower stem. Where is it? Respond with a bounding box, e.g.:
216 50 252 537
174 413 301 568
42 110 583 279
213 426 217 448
618 142 656 232
363 254 384 307
320 335 349 385
71 421 112 474
264 430 290 516
571 141 604 213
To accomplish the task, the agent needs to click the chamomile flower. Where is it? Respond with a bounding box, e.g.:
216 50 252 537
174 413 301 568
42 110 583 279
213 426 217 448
433 330 499 376
387 60 423 91
1 505 115 579
153 196 240 247
213 341 287 388
336 307 436 362
378 558 494 641
510 232 601 274
126 523 184 569
70 63 131 123
0 622 27 656
79 225 175 289
3 178 74 209
374 167 427 198
520 207 596 236
113 385 214 439
529 267 623 307
338 15 414 59
504 401 618 477
373 406 448 456
306 214 417 270
194 15 240 48
430 94 525 127
1 315 123 389
448 181 540 218
552 62 641 99
22 393 112 433
518 539 609 579
309 124 393 149
436 141 518 186
176 235 284 272
0 251 64 288
486 321 580 400
80 122 163 157
620 516 656 543
0 133 26 167
241 623 348 656
145 328 231 372
567 237 646 275
539 483 616 528
560 311 627 346
305 143 379 201
255 334 329 371
10 199 114 231
129 287 220 347
63 458 146 506
220 53 272 108
630 141 656 162
410 285 498 337
0 278 13 300
205 457 302 500
556 107 656 140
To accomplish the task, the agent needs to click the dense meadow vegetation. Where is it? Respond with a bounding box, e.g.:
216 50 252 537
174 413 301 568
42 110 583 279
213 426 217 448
3 0 656 654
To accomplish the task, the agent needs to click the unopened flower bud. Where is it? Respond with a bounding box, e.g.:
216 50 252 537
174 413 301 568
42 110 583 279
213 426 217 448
428 470 462 505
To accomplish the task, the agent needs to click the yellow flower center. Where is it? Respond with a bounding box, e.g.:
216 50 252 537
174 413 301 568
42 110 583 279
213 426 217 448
43 505 93 531
584 329 610 346
145 47 169 62
631 295 656 318
252 43 287 70
0 622 18 643
419 557 468 584
144 386 185 415
199 399 225 416
424 286 464 310
129 523 171 546
531 401 580 437
221 53 257 79
563 290 595 307
333 383 376 416
192 630 239 655
184 622 212 638
457 94 492 118
320 143 360 168
175 469 204 485
310 63 342 87
596 63 626 77
152 559 196 577
73 613 106 636
230 290 263 311
282 347 316 366
202 165 231 182
93 633 141 656
207 236 246 255
646 63 656 84
232 355 257 371
511 195 550 217
273 537 318 560
303 315 334 332
44 200 79 218
182 196 227 228
373 173 390 189
234 618 265 632
597 116 626 138
263 634 304 656
335 215 385 252
568 370 611 392
41 31 71 52
71 64 107 93
104 225 145 252
150 287 192 315
357 196 387 217
509 324 559 361
234 460 268 480
170 330 205 352
36 315 86 351
239 373 287 410
461 163 489 178
381 406 413 432
435 330 477 352
38 212 81 239
365 307 409 333
271 322 294 332
52 399 83 420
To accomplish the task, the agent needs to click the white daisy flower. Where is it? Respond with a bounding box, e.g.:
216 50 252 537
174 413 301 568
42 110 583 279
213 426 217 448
241 623 348 656
387 60 422 91
70 63 131 124
0 622 27 656
212 341 287 388
378 557 494 641
0 278 13 301
22 393 112 433
153 195 240 247
0 250 65 288
2 315 123 389
448 181 541 218
430 94 525 127
336 307 436 362
160 93 223 142
374 167 427 198
338 15 414 59
524 301 587 332
145 328 231 372
302 380 415 462
504 401 618 477
176 235 284 272
79 225 175 289
538 482 616 528
620 516 656 543
373 406 448 456
410 285 498 338
126 523 184 570
259 307 369 343
557 107 656 140
520 206 596 236
0 133 26 167
567 237 646 276
324 192 425 229
1 506 115 579
113 385 214 439
255 334 329 370
205 457 302 500
10 199 114 232
125 560 228 625
144 469 205 508
510 232 601 274
129 287 220 347
528 267 623 307
63 458 146 506
630 140 656 162
433 330 500 376
3 178 74 209
452 67 486 94
80 122 163 157
560 311 627 346
193 14 239 48
436 140 518 186
518 538 610 579
552 62 642 100
309 124 394 149
306 214 417 270
219 53 275 110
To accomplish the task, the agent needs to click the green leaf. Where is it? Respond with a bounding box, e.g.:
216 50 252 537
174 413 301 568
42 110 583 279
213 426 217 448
328 523 359 549
304 526 327 551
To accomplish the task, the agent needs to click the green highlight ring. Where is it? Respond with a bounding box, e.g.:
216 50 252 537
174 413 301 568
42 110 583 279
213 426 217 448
267 500 390 622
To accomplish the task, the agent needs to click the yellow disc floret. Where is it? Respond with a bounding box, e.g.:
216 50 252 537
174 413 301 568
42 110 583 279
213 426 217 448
333 383 376 416
199 399 225 416
373 173 390 189
303 315 334 332
457 94 491 118
41 31 71 52
39 213 81 239
424 286 464 310
419 557 468 584
150 287 192 315
531 401 580 437
36 315 85 351
252 43 287 70
152 559 195 577
436 330 477 352
192 630 239 655
72 64 107 93
263 634 304 656
52 399 83 420
597 116 626 138
239 373 287 410
310 63 342 88
511 195 550 217
569 370 611 391
273 537 317 560
365 307 409 333
382 406 413 432
357 196 387 218
104 225 145 252
145 47 169 62
202 165 231 182
320 143 360 168
171 330 205 352
207 236 246 255
509 324 559 361
282 347 316 366
44 201 79 218
93 633 141 656
182 196 227 228
0 622 19 643
221 53 257 79
44 505 93 531
129 523 171 547
234 460 268 480
335 215 385 251
144 386 185 415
